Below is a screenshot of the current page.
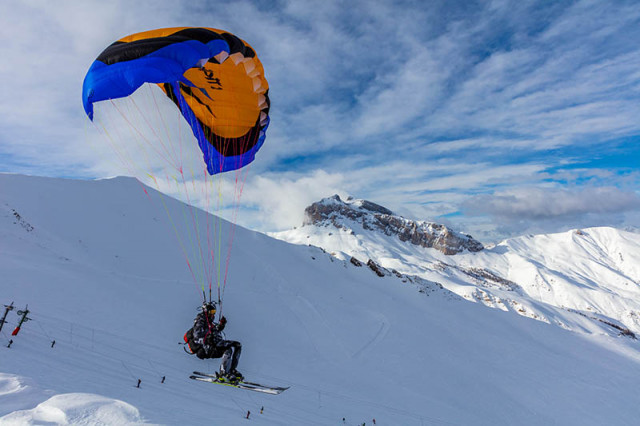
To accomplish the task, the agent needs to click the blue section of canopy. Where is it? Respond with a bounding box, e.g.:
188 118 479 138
82 39 229 120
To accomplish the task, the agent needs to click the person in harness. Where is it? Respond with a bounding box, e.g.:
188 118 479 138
185 301 243 382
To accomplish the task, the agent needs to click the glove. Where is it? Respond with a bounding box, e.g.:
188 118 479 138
219 316 227 326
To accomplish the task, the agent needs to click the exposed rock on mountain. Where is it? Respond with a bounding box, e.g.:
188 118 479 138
303 195 483 255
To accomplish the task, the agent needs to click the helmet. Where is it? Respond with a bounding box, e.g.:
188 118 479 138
203 302 216 317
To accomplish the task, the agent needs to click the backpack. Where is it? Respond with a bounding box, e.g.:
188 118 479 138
184 327 202 356
184 327 224 359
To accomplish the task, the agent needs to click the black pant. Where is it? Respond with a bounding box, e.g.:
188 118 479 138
217 340 242 373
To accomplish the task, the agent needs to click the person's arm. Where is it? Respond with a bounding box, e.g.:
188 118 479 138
193 314 206 340
216 316 227 332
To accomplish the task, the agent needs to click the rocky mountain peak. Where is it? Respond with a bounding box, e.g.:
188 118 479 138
303 195 483 255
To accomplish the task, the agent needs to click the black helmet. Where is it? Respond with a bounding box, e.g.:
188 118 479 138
203 301 216 317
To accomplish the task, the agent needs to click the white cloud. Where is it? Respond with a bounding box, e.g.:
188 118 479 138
465 186 640 220
239 169 347 230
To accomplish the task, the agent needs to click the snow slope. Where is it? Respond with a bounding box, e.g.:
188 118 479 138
273 206 640 339
2 174 640 425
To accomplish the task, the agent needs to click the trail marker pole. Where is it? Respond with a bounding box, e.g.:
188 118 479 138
0 302 14 333
12 305 31 336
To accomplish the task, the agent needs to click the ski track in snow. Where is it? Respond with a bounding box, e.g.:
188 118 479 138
288 295 351 363
350 316 390 360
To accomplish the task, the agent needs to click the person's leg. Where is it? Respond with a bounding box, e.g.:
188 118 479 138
228 341 242 372
196 347 207 359
219 344 233 374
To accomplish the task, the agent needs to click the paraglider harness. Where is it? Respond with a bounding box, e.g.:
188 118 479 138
183 300 226 359
183 328 201 355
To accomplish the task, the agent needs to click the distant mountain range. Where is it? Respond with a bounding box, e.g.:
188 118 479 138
273 195 640 339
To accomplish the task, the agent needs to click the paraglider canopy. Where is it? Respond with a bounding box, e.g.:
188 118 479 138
82 26 270 309
82 27 270 175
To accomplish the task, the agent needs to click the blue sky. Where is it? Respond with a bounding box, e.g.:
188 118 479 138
0 0 639 241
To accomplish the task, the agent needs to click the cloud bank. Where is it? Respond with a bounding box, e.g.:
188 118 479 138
0 0 638 241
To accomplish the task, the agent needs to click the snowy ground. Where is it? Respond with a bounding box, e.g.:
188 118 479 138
2 174 640 425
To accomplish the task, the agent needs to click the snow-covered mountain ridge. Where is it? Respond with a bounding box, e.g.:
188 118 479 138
2 174 640 425
303 195 484 255
273 196 640 339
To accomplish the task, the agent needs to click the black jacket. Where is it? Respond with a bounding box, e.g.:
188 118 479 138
193 312 225 347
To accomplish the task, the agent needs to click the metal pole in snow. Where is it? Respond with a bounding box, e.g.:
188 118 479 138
12 305 31 336
0 302 14 333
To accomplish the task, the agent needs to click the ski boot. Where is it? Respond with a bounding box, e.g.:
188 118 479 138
230 369 244 382
216 370 241 384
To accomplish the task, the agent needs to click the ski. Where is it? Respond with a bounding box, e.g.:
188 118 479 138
191 371 289 394
189 375 288 395
192 371 289 390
